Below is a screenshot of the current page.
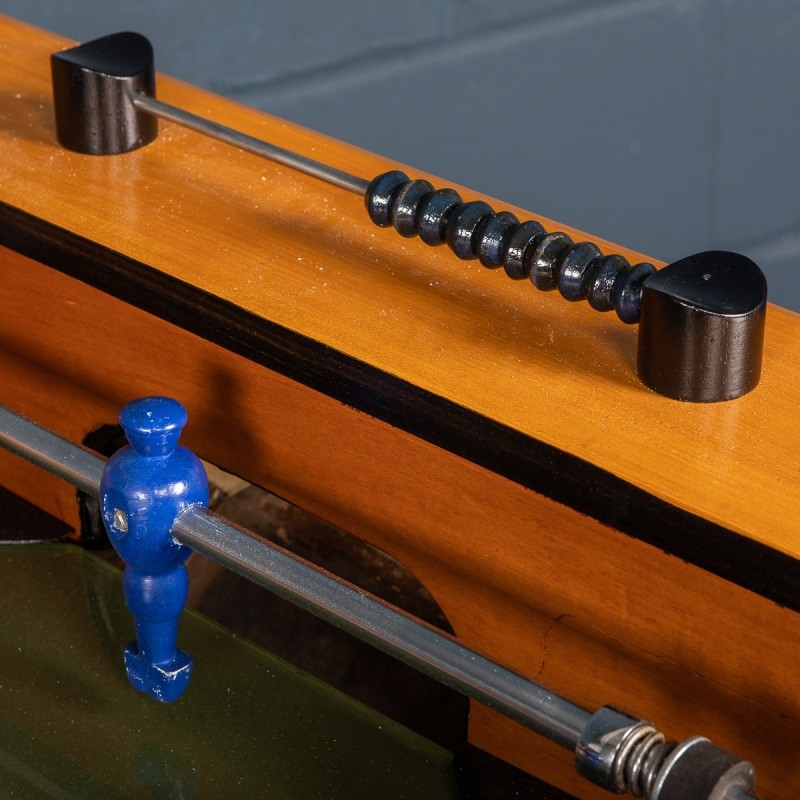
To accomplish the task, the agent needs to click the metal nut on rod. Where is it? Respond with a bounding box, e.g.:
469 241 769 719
576 706 671 794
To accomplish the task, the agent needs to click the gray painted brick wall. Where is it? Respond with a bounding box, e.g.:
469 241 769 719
2 1 798 310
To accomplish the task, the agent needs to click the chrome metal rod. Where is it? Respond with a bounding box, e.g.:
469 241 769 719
173 505 591 750
0 400 588 750
0 406 104 497
133 94 370 196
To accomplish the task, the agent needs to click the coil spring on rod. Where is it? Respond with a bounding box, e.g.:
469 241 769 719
365 170 656 324
611 721 676 797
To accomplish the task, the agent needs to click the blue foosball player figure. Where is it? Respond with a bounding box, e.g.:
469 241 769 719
100 396 209 702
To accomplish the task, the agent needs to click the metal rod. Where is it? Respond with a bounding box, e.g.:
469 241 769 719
0 406 104 497
132 93 371 196
172 505 590 750
0 401 588 750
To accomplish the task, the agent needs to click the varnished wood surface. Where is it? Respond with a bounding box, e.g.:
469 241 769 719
1 14 799 570
2 16 800 799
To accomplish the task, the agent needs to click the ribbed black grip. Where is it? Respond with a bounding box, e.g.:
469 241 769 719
365 170 656 324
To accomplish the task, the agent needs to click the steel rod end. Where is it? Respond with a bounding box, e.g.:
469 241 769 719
637 251 767 402
51 31 157 155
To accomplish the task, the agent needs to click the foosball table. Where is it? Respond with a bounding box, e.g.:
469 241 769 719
0 14 798 799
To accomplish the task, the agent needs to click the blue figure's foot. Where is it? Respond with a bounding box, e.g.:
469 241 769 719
124 643 193 703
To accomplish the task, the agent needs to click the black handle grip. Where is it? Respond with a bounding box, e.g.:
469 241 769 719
365 171 768 403
365 170 655 324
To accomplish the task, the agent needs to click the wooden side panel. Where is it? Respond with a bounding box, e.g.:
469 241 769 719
1 248 797 799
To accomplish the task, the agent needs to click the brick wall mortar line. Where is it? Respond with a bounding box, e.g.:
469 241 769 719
219 0 673 104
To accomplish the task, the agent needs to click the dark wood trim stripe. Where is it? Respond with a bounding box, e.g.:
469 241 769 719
2 200 798 611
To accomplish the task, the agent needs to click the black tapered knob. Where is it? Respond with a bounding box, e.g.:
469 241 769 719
637 251 767 402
